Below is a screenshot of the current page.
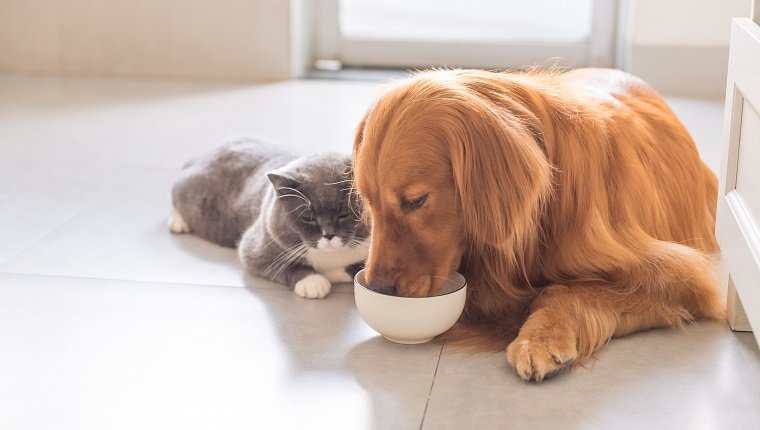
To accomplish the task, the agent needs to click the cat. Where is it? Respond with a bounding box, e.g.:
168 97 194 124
169 137 369 299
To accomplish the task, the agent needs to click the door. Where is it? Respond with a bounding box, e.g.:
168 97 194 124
315 0 619 70
717 12 760 347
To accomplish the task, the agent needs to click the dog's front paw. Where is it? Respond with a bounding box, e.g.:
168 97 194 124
506 333 577 382
294 274 332 299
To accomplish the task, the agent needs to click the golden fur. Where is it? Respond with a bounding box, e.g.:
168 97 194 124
352 68 723 382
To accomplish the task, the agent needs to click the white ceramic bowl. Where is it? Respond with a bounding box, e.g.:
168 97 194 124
354 269 467 344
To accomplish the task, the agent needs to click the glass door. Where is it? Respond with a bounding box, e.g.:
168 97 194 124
316 0 619 70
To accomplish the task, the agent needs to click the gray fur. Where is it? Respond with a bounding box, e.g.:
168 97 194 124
171 137 369 289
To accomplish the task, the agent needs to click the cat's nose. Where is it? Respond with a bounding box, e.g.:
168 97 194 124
323 234 335 240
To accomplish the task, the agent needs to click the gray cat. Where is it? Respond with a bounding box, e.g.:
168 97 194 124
169 137 369 299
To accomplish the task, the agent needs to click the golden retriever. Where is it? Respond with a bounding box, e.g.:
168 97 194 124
352 68 722 381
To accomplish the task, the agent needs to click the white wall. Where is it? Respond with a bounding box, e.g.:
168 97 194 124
633 0 749 46
0 0 311 81
628 0 751 96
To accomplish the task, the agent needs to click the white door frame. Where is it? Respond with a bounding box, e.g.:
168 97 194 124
717 16 760 346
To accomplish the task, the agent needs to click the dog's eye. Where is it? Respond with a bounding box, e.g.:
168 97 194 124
401 194 428 213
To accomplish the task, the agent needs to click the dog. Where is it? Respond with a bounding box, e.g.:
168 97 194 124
352 68 723 382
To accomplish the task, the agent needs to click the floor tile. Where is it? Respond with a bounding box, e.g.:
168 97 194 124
422 322 760 430
664 96 724 173
0 273 440 430
0 163 130 265
0 168 244 286
0 76 221 170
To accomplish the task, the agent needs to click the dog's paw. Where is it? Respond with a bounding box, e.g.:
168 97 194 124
294 274 332 299
168 205 189 234
506 333 577 382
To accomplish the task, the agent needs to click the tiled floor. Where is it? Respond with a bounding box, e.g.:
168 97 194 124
1 75 758 430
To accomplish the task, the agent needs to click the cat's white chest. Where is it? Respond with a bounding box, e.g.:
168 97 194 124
304 239 369 283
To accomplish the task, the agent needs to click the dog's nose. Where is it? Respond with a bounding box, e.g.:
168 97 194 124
367 274 395 291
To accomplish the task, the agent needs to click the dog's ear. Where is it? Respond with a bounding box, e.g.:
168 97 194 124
446 92 553 252
353 111 368 160
350 110 371 225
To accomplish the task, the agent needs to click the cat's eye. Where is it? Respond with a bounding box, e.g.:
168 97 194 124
299 212 316 224
337 209 351 221
401 194 428 213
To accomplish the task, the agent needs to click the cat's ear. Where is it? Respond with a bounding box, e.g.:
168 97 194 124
267 171 302 196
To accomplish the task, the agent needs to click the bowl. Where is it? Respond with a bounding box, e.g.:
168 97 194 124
353 269 467 344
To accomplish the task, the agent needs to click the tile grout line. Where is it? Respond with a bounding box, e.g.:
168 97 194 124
0 206 94 270
0 270 244 290
3 270 209 286
419 343 445 430
0 269 357 294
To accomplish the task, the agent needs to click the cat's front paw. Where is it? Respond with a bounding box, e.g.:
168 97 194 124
294 274 332 299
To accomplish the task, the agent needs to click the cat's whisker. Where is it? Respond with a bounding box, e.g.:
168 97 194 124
263 252 294 276
323 179 353 186
286 203 309 215
297 206 310 218
348 238 369 249
268 249 303 278
346 181 365 222
264 242 309 275
277 193 310 205
284 243 309 267
348 200 362 221
265 252 290 277
271 244 310 278
256 236 278 251
277 187 311 206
